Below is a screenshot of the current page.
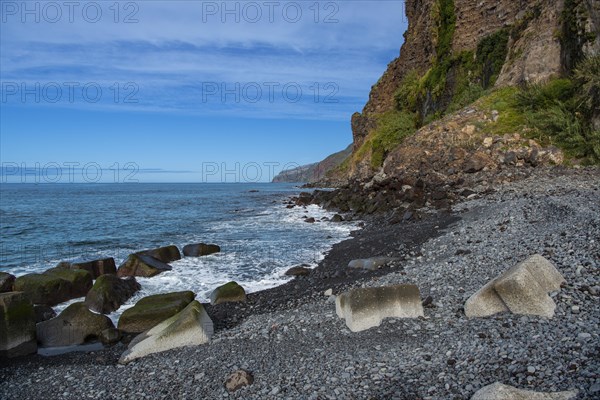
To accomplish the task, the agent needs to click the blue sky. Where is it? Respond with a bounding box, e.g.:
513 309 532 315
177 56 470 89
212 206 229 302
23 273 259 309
0 1 407 182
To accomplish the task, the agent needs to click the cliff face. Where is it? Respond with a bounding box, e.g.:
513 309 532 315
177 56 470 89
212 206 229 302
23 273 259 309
337 0 599 184
273 145 352 183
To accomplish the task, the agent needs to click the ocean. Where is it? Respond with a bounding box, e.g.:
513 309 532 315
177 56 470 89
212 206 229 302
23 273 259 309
0 183 356 320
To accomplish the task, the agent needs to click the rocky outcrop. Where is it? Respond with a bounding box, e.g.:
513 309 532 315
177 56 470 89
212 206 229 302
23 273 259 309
119 300 213 364
36 302 114 347
84 275 140 314
118 291 196 334
336 285 424 332
183 243 220 257
210 282 247 305
117 254 173 278
0 272 15 293
0 292 37 358
471 382 578 400
465 255 565 318
33 305 56 323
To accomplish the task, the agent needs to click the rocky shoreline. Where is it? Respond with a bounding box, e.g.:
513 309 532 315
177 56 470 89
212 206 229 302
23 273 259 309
1 167 599 399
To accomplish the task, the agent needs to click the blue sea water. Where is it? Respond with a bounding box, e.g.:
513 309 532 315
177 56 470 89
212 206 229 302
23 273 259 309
0 183 356 319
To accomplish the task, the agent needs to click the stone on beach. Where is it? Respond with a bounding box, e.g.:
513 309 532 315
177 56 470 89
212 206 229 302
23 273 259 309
210 282 247 305
471 382 578 400
335 285 424 332
0 292 37 358
285 266 312 277
85 275 141 314
0 272 16 293
119 300 213 364
183 243 221 257
118 291 196 334
348 257 398 271
33 305 56 323
117 254 173 278
36 302 114 347
225 370 255 392
465 255 565 318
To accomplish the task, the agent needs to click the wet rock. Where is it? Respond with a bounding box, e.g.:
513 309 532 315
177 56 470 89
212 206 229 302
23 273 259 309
119 301 213 364
99 328 122 345
285 266 311 277
210 282 247 305
118 291 196 334
33 305 56 323
117 254 173 278
137 245 182 263
14 273 75 306
36 302 114 347
331 214 344 222
85 275 141 314
0 272 15 293
183 243 221 257
43 268 93 298
0 292 37 358
70 258 117 279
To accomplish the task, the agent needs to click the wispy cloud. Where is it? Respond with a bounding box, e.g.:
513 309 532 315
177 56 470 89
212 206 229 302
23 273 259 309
0 1 407 120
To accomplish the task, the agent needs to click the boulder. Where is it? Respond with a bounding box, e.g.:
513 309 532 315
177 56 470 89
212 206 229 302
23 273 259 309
210 282 247 305
118 291 196 334
183 243 221 257
348 257 398 271
14 273 73 306
138 245 181 263
117 254 173 278
0 292 37 358
285 266 311 277
336 285 424 332
0 272 15 293
119 300 213 364
33 305 56 323
36 302 114 347
471 382 577 400
85 275 141 314
44 268 93 298
331 214 344 222
71 258 117 279
225 370 254 392
465 255 565 318
100 328 122 345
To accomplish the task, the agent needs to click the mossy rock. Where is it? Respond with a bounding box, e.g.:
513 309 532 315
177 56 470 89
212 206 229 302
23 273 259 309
183 243 221 257
210 282 247 305
0 292 37 358
137 245 181 263
117 254 173 278
36 302 114 347
118 291 195 334
44 268 93 298
0 272 15 293
71 258 117 279
85 275 140 314
14 274 73 306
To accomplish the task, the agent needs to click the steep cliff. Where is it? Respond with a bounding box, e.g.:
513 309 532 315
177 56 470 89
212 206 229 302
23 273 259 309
272 145 352 183
325 0 599 185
